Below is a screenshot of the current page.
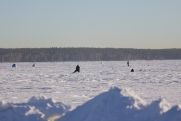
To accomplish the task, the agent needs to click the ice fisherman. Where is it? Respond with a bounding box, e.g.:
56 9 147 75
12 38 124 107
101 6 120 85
74 65 80 73
131 69 134 72
127 61 129 67
32 63 35 67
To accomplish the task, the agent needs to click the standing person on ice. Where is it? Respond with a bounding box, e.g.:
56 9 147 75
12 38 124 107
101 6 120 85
127 61 129 67
74 65 80 73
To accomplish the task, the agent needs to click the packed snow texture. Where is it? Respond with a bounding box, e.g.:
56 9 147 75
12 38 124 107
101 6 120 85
0 60 181 121
58 87 181 121
0 96 70 121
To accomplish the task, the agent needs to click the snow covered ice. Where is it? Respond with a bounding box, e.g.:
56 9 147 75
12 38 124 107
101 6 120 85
0 60 181 121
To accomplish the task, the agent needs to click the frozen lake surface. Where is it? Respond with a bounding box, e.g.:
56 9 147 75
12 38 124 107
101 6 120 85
0 60 181 121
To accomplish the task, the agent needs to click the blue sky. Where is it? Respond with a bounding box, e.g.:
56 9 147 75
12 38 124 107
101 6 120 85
0 1 181 49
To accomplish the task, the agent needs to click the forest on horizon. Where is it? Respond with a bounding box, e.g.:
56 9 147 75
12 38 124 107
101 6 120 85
0 48 181 62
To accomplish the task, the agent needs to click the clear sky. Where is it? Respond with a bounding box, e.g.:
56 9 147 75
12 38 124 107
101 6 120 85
0 0 181 49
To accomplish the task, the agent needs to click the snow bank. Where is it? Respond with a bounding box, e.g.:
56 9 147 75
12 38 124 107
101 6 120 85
1 87 181 121
0 96 70 121
57 87 181 121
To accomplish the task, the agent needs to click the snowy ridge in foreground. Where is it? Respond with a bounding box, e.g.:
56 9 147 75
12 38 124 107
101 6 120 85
0 96 70 121
1 87 181 121
58 87 180 121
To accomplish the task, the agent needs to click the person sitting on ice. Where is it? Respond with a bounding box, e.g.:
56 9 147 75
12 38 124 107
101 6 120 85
131 69 134 72
32 63 35 67
74 65 80 73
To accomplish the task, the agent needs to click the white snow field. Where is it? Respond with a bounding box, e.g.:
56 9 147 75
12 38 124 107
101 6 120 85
0 60 181 121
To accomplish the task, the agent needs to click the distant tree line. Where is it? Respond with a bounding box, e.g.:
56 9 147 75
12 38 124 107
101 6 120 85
0 48 181 62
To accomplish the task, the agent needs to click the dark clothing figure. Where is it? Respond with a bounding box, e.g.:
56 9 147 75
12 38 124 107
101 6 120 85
74 65 80 73
131 69 134 72
32 63 35 67
127 61 129 67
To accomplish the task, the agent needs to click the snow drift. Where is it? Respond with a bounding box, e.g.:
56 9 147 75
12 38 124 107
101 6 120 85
0 96 70 121
1 87 181 121
57 87 181 121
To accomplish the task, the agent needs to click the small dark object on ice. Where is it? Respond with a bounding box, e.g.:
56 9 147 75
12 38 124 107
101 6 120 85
32 63 35 67
12 64 17 67
131 69 134 72
74 65 80 73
